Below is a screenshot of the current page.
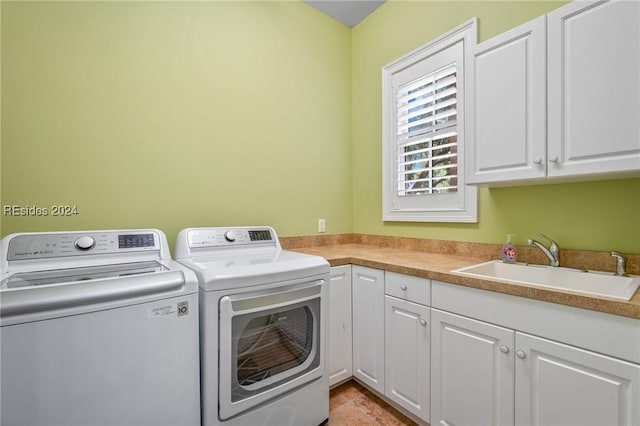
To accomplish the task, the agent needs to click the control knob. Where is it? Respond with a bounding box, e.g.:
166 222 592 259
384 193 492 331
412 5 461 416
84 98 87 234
74 236 95 250
224 231 236 242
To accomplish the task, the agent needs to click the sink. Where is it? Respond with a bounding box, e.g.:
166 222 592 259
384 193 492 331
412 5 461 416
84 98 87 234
452 260 640 301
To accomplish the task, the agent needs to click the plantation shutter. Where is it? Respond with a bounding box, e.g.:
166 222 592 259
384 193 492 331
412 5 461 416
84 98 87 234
396 64 459 197
382 22 477 223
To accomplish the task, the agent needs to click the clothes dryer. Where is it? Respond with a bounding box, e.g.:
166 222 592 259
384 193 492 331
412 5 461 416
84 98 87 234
175 226 329 426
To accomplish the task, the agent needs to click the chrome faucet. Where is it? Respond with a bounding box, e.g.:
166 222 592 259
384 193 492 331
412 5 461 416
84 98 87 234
527 233 560 267
610 251 629 277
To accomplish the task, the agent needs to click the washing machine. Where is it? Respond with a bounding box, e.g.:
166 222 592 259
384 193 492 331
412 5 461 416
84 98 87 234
174 226 330 426
0 229 201 426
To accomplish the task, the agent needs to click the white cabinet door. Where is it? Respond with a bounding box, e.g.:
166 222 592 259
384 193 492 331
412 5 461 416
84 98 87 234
467 15 547 184
431 309 515 426
515 332 640 426
351 266 385 393
384 296 430 421
328 265 353 387
547 0 640 178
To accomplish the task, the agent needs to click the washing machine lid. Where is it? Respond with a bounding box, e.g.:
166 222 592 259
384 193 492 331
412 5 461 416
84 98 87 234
2 261 168 289
0 230 199 322
178 248 329 290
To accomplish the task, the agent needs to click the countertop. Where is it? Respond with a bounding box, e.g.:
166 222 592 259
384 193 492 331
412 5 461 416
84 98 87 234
290 243 640 320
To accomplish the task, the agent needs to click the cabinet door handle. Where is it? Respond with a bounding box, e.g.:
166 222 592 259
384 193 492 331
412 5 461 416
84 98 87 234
500 345 510 354
419 319 427 327
549 155 559 163
400 284 407 291
533 158 542 165
516 350 527 359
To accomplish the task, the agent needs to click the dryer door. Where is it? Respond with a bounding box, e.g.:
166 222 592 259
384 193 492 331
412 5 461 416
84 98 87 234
218 279 325 420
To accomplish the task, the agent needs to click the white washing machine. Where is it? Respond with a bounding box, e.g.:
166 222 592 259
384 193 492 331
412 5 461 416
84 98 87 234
0 229 201 426
174 226 330 426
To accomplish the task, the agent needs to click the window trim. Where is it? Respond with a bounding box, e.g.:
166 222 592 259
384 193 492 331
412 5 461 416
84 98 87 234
382 18 478 223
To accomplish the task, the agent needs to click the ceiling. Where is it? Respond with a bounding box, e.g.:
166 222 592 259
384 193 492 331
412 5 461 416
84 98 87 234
303 0 386 28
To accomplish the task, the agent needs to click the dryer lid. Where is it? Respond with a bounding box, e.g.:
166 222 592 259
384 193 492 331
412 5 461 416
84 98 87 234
178 249 328 291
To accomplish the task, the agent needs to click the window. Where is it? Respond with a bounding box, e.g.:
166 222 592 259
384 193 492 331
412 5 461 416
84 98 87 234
382 19 477 222
397 64 459 196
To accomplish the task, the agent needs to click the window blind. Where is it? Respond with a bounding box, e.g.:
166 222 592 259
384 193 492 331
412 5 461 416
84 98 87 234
396 64 458 196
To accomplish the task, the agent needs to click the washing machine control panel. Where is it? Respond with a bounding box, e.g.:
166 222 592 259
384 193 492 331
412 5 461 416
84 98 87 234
6 231 161 261
186 227 276 249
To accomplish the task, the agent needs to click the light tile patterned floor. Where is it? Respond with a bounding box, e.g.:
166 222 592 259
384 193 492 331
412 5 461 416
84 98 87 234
328 381 418 426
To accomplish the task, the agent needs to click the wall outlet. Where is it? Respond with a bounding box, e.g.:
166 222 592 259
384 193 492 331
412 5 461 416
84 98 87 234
318 219 326 233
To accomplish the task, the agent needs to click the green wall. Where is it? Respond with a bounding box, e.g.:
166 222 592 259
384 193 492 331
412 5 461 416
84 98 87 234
351 0 640 253
1 1 353 247
2 1 639 253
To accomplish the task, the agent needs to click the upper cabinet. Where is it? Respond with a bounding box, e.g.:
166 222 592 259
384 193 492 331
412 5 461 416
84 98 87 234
467 16 547 184
547 0 640 179
467 0 640 186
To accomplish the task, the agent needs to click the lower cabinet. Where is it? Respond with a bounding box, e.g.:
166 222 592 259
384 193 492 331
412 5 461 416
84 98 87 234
328 265 352 386
334 266 640 426
351 266 385 393
431 309 514 426
351 266 432 423
385 295 430 421
431 308 640 426
516 333 640 426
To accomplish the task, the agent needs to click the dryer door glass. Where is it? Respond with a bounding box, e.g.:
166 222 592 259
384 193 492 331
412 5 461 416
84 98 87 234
229 298 321 401
218 280 324 420
236 306 313 387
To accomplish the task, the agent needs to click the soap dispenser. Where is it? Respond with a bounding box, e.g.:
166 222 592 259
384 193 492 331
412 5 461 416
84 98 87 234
501 234 517 263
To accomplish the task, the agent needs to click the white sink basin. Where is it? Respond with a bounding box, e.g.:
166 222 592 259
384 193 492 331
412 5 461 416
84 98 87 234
452 260 640 301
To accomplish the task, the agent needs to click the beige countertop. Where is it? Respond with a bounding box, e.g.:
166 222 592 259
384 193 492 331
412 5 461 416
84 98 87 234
290 243 640 320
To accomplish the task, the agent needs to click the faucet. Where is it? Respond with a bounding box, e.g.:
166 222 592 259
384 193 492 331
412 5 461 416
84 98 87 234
527 233 560 267
610 251 629 277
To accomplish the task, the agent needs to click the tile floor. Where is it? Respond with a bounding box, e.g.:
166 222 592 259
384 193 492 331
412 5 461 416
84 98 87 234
328 380 418 426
